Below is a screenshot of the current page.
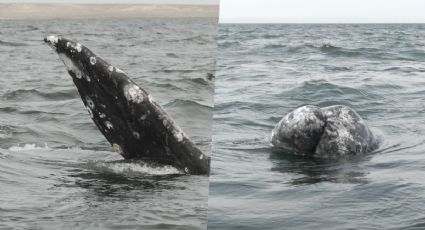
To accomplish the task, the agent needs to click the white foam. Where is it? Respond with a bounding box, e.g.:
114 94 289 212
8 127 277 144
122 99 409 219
93 162 181 175
9 143 50 151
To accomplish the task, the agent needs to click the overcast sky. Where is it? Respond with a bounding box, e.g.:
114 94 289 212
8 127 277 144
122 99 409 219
220 0 425 23
0 0 218 4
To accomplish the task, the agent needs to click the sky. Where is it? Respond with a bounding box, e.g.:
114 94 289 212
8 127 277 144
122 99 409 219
0 0 218 4
220 0 425 23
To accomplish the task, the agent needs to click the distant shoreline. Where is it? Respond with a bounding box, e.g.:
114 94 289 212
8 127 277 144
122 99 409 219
0 4 219 20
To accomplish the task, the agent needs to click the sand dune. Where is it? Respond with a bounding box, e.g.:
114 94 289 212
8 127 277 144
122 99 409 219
0 4 219 19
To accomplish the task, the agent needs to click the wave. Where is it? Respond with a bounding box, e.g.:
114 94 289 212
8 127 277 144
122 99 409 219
166 53 179 58
86 161 182 176
165 99 212 109
167 35 211 45
0 40 28 47
153 69 195 74
189 77 211 85
263 44 286 49
315 43 413 61
282 79 380 104
219 41 242 48
2 88 77 101
8 143 50 151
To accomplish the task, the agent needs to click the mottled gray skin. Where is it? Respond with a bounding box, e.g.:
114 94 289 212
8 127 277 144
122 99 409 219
44 35 209 175
271 105 378 157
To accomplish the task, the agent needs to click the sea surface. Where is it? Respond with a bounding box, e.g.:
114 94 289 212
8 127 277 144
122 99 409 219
209 24 425 230
0 18 217 229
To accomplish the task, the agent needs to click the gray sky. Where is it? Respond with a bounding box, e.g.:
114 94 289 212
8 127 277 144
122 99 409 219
220 0 425 23
0 0 218 4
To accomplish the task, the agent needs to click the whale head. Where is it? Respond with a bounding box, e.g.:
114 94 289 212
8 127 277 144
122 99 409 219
44 35 210 174
43 35 148 158
44 35 128 87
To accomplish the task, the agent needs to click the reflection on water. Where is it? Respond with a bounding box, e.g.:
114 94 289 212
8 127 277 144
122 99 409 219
270 151 369 185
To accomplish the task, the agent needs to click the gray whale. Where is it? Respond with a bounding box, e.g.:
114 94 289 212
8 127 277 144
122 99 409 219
271 105 379 157
44 35 209 175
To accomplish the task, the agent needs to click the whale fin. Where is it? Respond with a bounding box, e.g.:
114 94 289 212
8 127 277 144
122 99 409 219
44 35 210 175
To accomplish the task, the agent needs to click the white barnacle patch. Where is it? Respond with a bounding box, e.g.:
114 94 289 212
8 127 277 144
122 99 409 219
112 143 123 156
86 106 93 118
75 43 82 52
105 121 114 130
66 42 71 48
99 113 106 118
57 53 87 82
85 96 95 109
108 66 114 72
46 35 59 45
132 131 140 139
148 94 155 104
90 57 96 65
162 119 168 127
199 154 204 160
184 167 189 173
124 84 144 104
115 68 125 74
58 53 76 72
75 71 82 79
140 114 147 120
172 129 184 142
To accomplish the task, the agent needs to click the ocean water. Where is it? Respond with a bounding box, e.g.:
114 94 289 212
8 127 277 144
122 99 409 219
0 18 217 229
209 24 425 230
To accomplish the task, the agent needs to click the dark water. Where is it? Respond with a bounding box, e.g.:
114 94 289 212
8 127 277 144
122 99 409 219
0 18 217 229
209 24 425 230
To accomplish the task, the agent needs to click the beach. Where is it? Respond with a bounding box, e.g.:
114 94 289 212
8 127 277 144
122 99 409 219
0 3 219 19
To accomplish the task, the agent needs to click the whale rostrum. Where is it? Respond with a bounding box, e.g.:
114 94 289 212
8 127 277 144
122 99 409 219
271 105 379 158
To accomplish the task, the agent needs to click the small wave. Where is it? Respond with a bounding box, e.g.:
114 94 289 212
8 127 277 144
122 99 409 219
263 44 286 49
154 69 195 74
8 143 50 151
219 41 242 48
190 77 210 85
88 161 182 175
206 73 215 81
262 34 282 39
168 35 211 45
165 99 212 109
0 40 28 47
149 82 182 91
166 53 179 58
283 79 378 103
317 43 392 59
320 43 340 51
3 88 77 101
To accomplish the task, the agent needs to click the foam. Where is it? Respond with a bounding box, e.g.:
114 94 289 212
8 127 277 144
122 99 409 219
92 161 182 175
8 143 50 151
